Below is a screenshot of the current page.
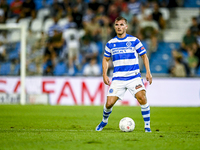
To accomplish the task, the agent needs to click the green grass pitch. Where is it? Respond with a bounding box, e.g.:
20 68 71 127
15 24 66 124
0 105 199 150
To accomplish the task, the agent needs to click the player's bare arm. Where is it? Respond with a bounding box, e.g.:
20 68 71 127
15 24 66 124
141 54 152 85
102 56 111 85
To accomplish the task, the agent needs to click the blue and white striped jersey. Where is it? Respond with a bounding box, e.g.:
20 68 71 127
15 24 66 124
104 34 146 81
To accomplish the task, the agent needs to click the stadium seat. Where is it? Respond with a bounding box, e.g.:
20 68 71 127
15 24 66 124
53 61 68 76
144 8 170 21
30 18 43 32
18 18 32 31
6 17 17 24
37 8 51 21
13 63 20 75
197 66 200 76
9 30 21 42
58 18 69 27
0 62 11 75
43 18 54 34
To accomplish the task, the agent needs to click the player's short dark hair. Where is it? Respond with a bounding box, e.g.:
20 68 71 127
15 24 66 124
115 16 127 24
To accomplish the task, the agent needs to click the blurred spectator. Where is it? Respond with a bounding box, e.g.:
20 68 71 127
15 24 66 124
139 14 159 39
20 0 36 18
120 7 133 24
0 7 4 23
170 51 186 77
62 28 80 74
181 29 197 52
60 0 72 16
0 31 9 44
151 2 166 30
0 41 6 62
88 0 100 13
72 0 87 14
187 46 199 76
113 0 127 13
43 41 56 75
43 65 54 76
138 14 159 52
96 5 106 18
49 29 64 57
137 4 148 22
162 0 179 18
71 5 83 29
107 4 119 24
63 15 78 30
48 16 63 37
82 8 95 23
83 57 101 76
0 0 9 22
127 0 141 16
50 0 65 18
192 42 200 70
83 16 101 42
99 16 112 45
80 36 99 64
128 15 140 36
9 0 23 18
189 17 199 36
196 8 200 25
100 0 110 15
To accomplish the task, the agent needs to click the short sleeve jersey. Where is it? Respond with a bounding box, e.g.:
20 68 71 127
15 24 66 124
104 34 146 81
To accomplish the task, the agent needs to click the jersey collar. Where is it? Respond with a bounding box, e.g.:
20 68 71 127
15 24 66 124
116 34 128 40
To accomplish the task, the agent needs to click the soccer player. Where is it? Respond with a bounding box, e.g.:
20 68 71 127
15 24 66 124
95 16 152 132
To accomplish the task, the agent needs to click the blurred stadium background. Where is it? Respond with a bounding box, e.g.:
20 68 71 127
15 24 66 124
0 0 200 106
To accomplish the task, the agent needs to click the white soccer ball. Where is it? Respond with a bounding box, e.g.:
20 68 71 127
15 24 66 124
119 117 135 132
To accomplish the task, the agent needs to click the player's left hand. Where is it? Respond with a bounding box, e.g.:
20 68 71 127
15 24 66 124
146 73 152 85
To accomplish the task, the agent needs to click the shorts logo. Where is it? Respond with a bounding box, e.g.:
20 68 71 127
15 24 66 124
135 84 142 90
109 89 113 93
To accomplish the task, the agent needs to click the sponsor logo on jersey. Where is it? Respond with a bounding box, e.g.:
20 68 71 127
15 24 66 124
135 84 142 90
126 41 132 48
141 47 145 50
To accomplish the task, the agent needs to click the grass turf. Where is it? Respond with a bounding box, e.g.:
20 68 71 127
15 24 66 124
0 105 199 150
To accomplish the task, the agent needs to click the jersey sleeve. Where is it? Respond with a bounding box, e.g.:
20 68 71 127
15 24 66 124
104 42 111 58
135 38 146 56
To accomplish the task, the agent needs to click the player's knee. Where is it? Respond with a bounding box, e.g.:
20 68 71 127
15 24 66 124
137 96 147 105
106 101 114 109
136 91 147 105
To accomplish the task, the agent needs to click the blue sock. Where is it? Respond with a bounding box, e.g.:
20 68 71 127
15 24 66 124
141 103 150 128
102 105 112 123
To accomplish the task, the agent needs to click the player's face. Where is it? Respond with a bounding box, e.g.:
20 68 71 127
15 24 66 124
114 20 127 37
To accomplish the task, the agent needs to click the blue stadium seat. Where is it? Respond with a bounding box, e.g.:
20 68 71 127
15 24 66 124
13 63 20 75
0 62 11 75
53 61 67 76
142 42 180 74
197 66 200 76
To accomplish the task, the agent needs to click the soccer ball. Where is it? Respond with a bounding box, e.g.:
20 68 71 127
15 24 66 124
119 117 135 132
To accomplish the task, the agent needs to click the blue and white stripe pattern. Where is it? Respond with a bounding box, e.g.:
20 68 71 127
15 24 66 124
102 110 112 123
104 34 146 81
141 103 150 128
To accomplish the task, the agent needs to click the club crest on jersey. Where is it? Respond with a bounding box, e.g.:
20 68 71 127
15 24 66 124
109 88 113 93
126 41 132 48
135 84 142 90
